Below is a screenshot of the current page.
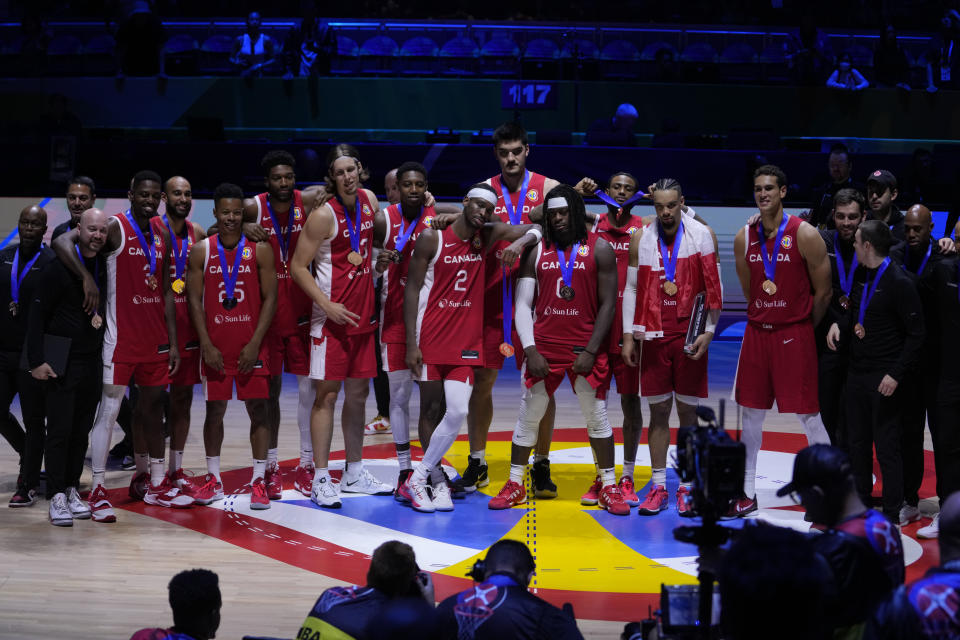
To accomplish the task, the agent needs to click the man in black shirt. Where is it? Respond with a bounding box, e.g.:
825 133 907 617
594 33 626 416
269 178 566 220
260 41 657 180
827 220 925 522
809 145 864 229
436 539 584 640
3 205 55 507
866 170 906 242
28 208 108 526
52 176 96 241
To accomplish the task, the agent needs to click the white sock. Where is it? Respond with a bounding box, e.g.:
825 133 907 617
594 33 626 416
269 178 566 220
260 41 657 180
622 460 635 480
509 464 525 484
651 467 667 487
92 471 105 489
252 459 267 482
313 467 330 483
297 375 314 465
344 461 363 482
206 456 221 483
471 449 486 465
600 467 616 488
267 448 278 469
135 452 150 475
149 458 165 487
412 463 429 484
168 450 183 475
741 406 765 498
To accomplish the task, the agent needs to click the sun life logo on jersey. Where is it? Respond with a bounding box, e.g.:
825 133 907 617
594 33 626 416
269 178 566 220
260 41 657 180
781 236 793 250
242 246 253 260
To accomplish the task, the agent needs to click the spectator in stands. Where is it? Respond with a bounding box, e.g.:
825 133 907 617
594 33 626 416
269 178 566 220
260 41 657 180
585 103 638 147
826 53 870 91
130 568 221 640
297 540 435 640
114 1 166 77
865 491 960 638
809 143 864 229
284 3 335 77
230 11 278 76
435 539 584 640
873 25 912 90
925 10 960 92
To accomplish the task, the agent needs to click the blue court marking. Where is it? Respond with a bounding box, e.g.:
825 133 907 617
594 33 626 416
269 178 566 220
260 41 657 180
718 321 746 339
283 493 524 550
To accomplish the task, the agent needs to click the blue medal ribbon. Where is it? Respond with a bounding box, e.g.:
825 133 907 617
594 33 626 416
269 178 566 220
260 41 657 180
264 198 294 264
858 257 891 329
557 242 581 290
904 242 932 276
594 188 645 213
216 235 246 303
337 195 362 253
10 245 43 304
758 214 789 284
124 210 156 276
658 220 684 285
833 233 858 297
498 170 530 226
394 206 423 254
162 215 190 280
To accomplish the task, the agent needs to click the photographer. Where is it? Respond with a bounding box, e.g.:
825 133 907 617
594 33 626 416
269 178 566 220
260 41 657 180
296 540 434 640
435 539 584 640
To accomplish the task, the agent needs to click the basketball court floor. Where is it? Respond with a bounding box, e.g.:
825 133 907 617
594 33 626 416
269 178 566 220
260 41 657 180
0 341 941 639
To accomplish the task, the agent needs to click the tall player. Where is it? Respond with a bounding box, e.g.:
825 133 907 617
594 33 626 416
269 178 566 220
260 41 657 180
462 121 561 495
291 144 394 509
621 179 723 516
155 176 207 496
244 151 325 499
731 165 832 517
488 186 629 515
53 170 190 521
187 183 277 508
398 184 543 512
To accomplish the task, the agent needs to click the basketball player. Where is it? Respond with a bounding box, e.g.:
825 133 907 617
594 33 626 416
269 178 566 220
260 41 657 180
243 150 326 499
290 144 395 509
397 183 542 512
463 121 561 496
489 186 630 515
155 176 207 498
187 183 277 508
53 170 189 521
731 164 832 517
621 178 723 517
52 176 96 240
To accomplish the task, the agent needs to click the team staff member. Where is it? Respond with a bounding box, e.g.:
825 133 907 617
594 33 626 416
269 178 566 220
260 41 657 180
827 220 925 523
890 204 945 526
4 205 55 507
621 178 722 517
28 208 108 525
866 170 906 242
816 188 867 447
187 183 277 509
52 176 96 240
732 165 832 518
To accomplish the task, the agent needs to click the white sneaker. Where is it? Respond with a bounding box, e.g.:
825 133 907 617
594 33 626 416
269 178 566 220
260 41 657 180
66 487 91 519
341 468 394 496
404 475 435 513
49 493 73 527
311 476 341 509
431 481 454 512
918 513 940 539
899 503 921 526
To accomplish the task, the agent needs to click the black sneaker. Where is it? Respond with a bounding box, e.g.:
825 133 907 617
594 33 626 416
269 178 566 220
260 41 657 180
460 457 489 493
9 486 37 508
443 469 466 500
394 468 413 502
531 458 558 499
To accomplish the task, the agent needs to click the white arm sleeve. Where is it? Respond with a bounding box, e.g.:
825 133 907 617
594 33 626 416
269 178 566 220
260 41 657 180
515 277 537 349
705 308 720 335
622 266 638 336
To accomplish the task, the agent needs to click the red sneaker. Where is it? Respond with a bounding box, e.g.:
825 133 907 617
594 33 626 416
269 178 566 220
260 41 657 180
168 469 200 499
191 473 224 505
599 484 631 516
250 477 271 510
637 484 668 515
144 477 194 508
722 494 758 519
88 485 117 523
394 469 413 502
265 464 283 500
488 480 527 510
581 476 602 506
677 485 696 518
293 463 314 497
128 471 149 501
618 476 639 506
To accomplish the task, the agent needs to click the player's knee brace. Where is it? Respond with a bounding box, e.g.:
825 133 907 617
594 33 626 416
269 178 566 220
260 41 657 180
575 377 612 439
512 384 548 447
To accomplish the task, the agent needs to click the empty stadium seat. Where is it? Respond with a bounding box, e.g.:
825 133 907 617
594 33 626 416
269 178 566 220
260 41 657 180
359 35 399 74
163 34 199 76
439 35 479 76
398 36 439 75
199 34 234 75
331 34 360 75
47 35 83 74
479 35 519 77
600 39 640 79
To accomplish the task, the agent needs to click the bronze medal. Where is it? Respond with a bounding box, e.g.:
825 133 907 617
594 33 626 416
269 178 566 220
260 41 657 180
91 313 103 329
172 278 185 294
854 322 866 339
499 343 515 358
838 294 850 310
8 301 17 317
560 285 575 301
222 297 238 310
762 279 777 296
146 274 158 290
347 251 363 266
663 281 678 296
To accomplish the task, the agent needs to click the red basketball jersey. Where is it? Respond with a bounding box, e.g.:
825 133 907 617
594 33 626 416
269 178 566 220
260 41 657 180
745 214 813 325
380 204 432 345
592 213 644 352
533 234 601 349
255 190 312 336
152 216 198 351
483 171 548 324
310 191 378 338
200 236 267 375
103 212 169 365
415 226 485 367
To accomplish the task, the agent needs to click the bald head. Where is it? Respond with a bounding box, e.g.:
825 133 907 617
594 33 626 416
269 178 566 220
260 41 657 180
18 205 47 248
80 207 107 227
384 168 400 205
904 203 934 249
78 208 109 256
163 175 193 220
21 205 47 223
